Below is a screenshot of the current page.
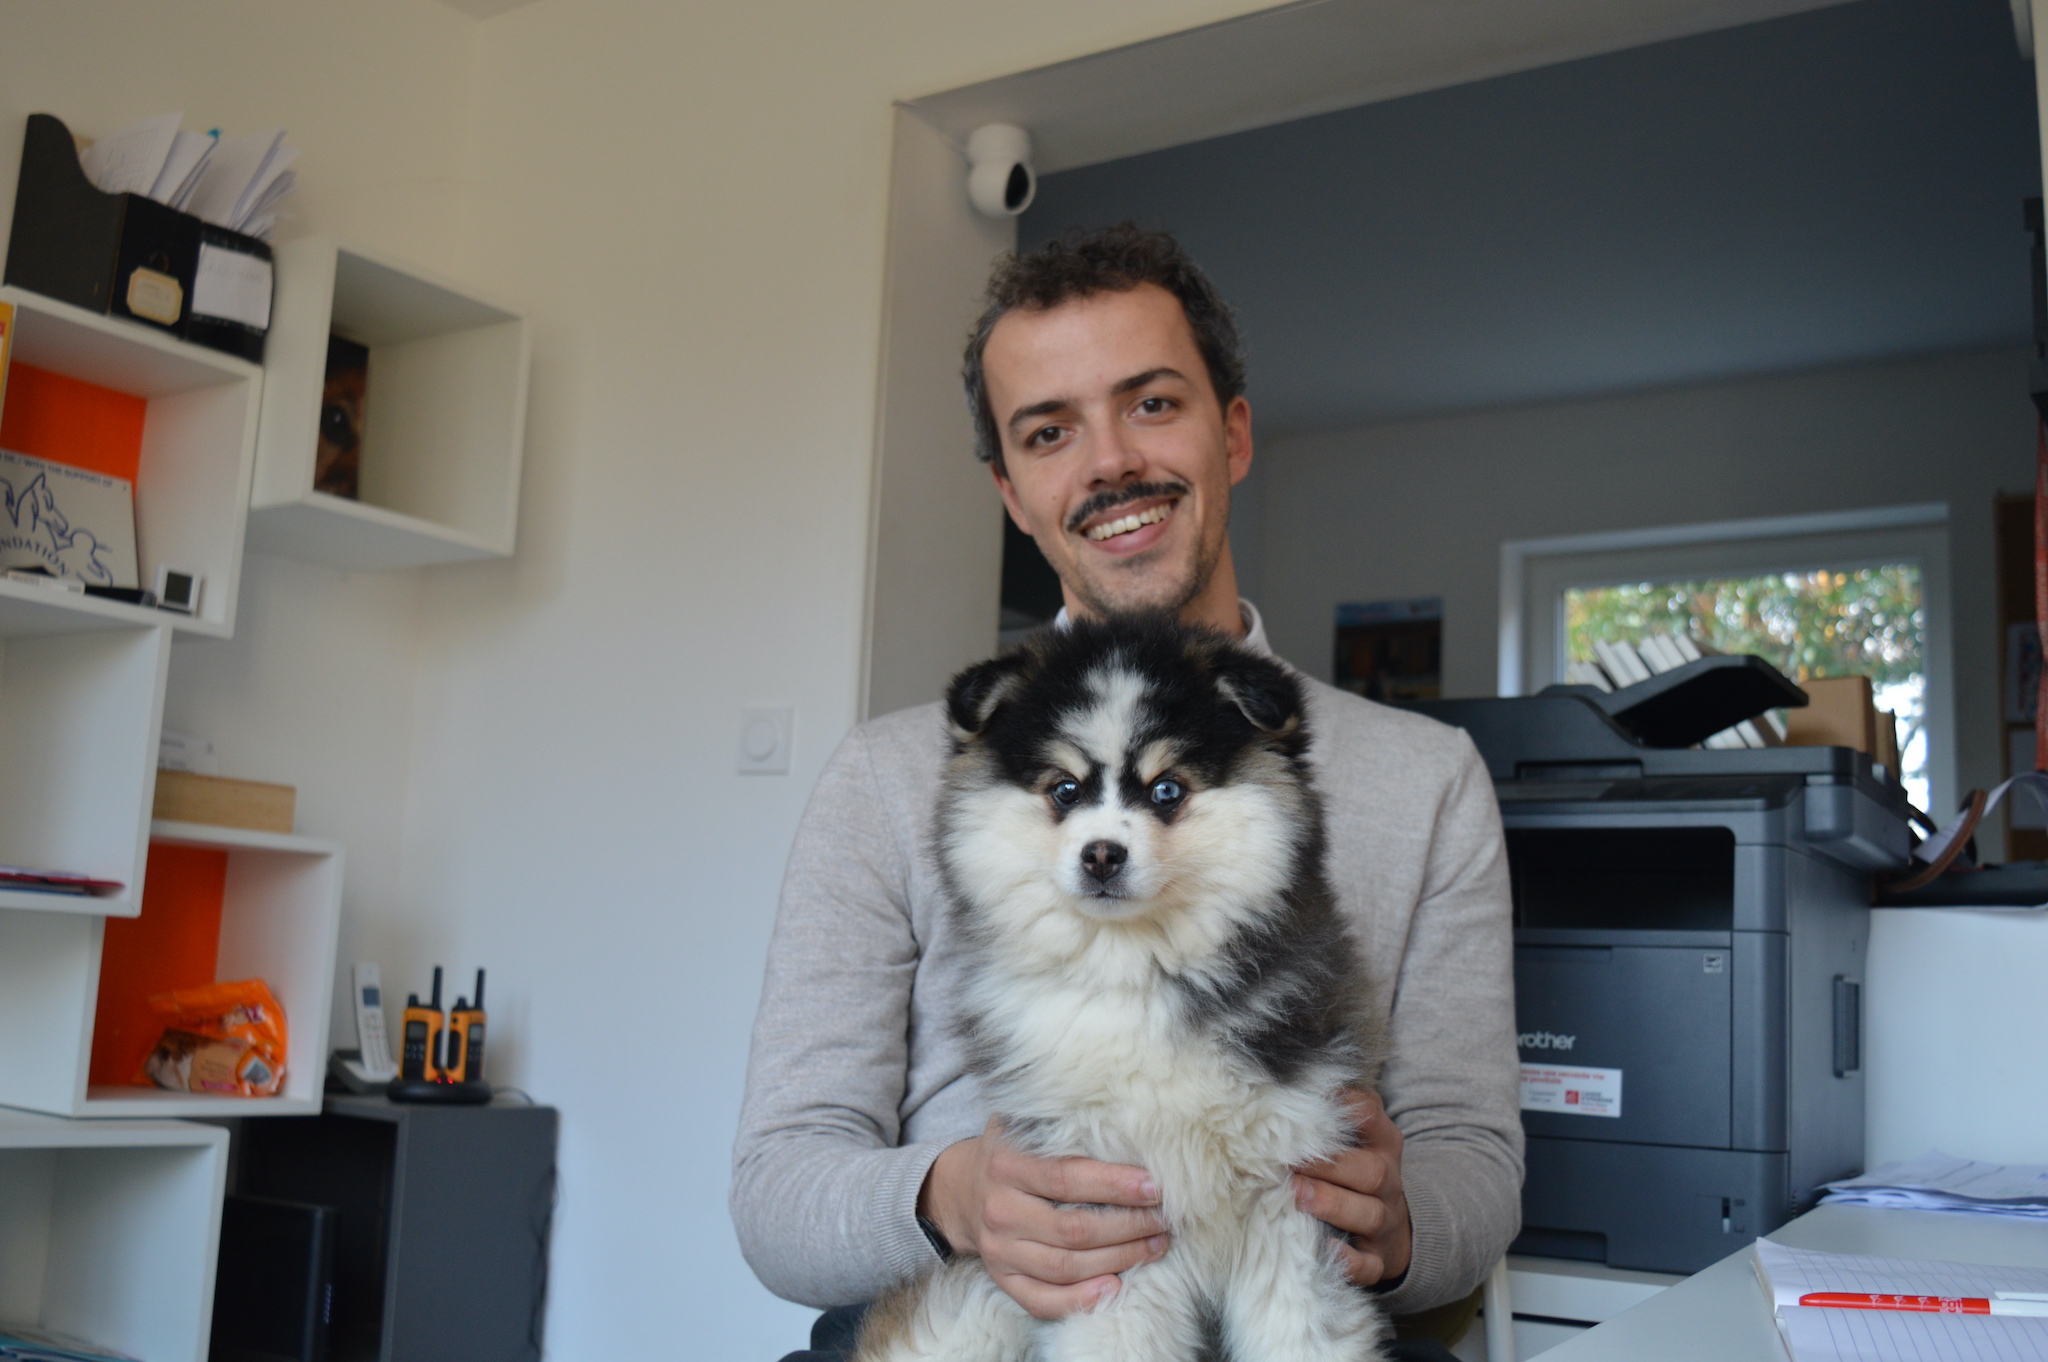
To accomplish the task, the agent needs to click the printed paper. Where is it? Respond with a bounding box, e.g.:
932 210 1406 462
0 449 139 588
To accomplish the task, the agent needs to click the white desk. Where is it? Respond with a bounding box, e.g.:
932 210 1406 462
1538 1205 2048 1361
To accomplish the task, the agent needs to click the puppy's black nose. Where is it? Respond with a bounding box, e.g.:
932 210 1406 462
1081 840 1128 883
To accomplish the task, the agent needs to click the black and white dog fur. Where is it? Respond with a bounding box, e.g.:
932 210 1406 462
854 617 1389 1362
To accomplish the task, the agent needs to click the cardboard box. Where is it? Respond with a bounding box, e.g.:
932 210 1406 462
152 770 295 834
1782 675 1876 753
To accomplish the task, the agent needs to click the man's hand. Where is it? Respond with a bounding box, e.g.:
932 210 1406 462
920 1119 1171 1320
1293 1088 1412 1288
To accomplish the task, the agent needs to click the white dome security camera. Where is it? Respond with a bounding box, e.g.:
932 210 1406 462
967 124 1036 218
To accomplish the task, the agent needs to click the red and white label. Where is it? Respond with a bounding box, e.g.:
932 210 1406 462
1520 1063 1622 1118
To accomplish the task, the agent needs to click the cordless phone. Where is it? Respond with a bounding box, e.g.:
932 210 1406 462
328 962 401 1092
352 962 397 1079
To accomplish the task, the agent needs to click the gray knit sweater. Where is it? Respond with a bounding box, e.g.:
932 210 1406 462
731 648 1523 1316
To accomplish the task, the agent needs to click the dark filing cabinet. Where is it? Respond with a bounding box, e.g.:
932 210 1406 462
233 1095 558 1362
1413 657 1911 1273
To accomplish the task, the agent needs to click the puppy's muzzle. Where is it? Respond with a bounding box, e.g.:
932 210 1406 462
1080 840 1129 889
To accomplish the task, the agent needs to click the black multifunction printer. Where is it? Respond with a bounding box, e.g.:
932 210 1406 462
1408 655 1911 1273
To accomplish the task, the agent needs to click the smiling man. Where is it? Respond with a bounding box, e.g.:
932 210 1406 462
734 225 1521 1362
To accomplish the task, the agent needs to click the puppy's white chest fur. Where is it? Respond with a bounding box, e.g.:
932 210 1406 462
973 970 1350 1228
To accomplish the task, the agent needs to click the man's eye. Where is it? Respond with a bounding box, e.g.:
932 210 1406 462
1028 425 1065 447
1150 778 1184 807
1050 779 1081 806
1136 396 1172 415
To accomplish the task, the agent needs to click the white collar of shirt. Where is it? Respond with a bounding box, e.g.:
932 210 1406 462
1051 599 1271 656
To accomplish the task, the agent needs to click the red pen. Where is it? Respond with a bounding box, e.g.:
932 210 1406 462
1800 1293 2048 1317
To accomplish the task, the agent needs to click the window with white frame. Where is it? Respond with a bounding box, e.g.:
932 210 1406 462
1501 506 1953 816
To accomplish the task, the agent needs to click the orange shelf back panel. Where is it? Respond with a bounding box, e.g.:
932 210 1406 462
89 843 228 1087
0 361 146 484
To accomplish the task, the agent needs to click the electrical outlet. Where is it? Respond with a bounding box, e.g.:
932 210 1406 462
738 707 794 775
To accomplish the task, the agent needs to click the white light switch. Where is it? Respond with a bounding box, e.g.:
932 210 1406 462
738 706 795 775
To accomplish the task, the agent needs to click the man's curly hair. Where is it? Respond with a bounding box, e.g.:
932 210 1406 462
962 223 1246 472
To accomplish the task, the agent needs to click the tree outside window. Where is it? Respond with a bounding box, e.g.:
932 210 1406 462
1564 564 1926 807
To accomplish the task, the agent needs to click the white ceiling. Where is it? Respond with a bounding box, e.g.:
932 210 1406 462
903 0 1863 174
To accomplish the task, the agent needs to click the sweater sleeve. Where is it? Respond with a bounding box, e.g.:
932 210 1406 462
1374 732 1525 1316
729 724 953 1307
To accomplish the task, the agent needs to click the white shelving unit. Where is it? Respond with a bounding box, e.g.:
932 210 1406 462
0 1108 226 1362
0 286 263 639
249 237 530 569
0 821 343 1119
0 623 168 918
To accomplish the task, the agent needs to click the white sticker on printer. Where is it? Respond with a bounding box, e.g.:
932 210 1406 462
1520 1064 1622 1118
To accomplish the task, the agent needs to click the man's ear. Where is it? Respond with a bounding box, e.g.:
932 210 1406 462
1214 650 1303 736
991 465 1035 538
1224 394 1254 488
946 651 1030 738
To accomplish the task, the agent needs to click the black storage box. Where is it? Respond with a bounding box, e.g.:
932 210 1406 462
211 1195 338 1362
5 113 271 362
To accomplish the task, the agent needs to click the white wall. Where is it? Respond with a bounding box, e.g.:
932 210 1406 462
865 111 1015 719
1249 346 2048 1166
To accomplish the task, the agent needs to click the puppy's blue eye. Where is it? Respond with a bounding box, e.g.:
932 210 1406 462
1050 779 1081 806
1150 778 1184 806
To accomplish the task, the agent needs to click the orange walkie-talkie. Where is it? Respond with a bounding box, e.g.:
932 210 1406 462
446 969 487 1084
400 966 444 1081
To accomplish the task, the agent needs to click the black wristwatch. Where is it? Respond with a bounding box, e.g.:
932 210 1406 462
916 1212 955 1262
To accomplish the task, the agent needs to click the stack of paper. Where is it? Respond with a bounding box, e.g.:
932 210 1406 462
183 128 297 239
1821 1152 2048 1220
1755 1241 2048 1362
1573 631 1782 748
75 114 295 239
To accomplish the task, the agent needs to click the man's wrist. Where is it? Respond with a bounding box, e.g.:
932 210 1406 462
918 1136 978 1258
916 1211 955 1261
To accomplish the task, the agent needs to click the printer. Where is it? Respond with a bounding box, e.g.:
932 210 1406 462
1409 656 1912 1273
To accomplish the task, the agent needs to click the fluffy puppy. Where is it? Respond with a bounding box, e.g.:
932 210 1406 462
855 616 1388 1362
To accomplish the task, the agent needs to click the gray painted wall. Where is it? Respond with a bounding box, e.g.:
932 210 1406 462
1249 346 2032 835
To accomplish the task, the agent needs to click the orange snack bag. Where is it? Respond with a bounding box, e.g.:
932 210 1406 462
139 979 288 1096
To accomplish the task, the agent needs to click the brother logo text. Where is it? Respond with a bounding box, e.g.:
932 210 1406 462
1518 1031 1576 1051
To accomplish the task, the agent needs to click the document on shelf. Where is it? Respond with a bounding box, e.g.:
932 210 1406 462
183 128 297 232
1821 1151 2048 1218
78 113 181 196
149 128 218 209
1755 1241 2048 1362
72 115 292 236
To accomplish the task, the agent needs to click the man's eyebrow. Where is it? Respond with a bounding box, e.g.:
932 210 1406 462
1006 397 1074 434
1111 367 1189 395
1004 369 1193 433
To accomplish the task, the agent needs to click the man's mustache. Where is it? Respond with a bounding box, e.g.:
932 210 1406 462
1065 480 1192 536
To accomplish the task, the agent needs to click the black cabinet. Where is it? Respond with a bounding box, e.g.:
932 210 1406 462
234 1095 557 1362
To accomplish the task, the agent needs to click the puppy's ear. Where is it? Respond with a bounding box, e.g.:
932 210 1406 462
1214 650 1304 736
946 651 1029 738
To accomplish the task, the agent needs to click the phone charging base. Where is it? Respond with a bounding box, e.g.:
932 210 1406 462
385 1076 492 1105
